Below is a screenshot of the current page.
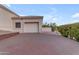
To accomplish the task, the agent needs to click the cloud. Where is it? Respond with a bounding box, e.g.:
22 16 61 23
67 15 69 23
2 4 11 8
71 13 79 23
53 17 57 20
42 7 61 24
13 8 36 15
51 8 57 14
19 14 26 16
43 14 59 24
72 13 79 18
73 20 79 22
6 4 11 7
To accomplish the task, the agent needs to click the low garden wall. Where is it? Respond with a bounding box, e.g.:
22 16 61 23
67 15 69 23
42 27 52 32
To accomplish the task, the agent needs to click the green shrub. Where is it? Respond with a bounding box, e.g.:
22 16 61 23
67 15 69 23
74 29 79 42
58 23 79 42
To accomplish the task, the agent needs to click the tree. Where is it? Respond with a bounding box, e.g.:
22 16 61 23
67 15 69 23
49 23 57 31
42 22 57 31
42 22 50 27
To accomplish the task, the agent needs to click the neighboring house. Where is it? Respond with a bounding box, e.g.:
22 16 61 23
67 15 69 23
0 4 43 33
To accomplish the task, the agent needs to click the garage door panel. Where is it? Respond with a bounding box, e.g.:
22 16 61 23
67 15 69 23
24 23 38 33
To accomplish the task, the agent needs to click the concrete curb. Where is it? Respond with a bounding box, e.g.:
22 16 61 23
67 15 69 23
0 32 19 40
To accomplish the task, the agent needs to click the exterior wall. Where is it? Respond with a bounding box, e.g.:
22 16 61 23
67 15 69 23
0 5 43 33
12 19 43 33
42 27 52 32
0 8 17 31
38 19 43 32
12 19 23 33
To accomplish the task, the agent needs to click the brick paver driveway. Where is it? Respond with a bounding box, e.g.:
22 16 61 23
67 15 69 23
0 32 79 55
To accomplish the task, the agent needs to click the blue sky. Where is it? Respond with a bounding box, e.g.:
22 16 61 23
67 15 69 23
6 4 79 25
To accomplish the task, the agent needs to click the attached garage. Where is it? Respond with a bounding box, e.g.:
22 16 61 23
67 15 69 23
24 22 39 33
12 16 43 33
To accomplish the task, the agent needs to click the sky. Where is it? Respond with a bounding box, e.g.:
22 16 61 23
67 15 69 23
5 4 79 25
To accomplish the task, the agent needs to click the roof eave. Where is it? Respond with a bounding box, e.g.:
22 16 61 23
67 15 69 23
0 4 19 16
12 16 43 19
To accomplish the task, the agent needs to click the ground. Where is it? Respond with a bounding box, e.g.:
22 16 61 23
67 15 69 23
0 32 79 55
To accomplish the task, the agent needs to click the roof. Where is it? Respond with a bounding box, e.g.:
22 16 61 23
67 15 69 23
0 4 19 16
12 16 43 19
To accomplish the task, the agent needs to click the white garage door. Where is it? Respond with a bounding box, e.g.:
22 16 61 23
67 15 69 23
24 23 39 33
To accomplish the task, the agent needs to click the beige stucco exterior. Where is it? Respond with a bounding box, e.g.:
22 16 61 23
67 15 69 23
12 17 43 33
0 5 43 33
0 7 18 31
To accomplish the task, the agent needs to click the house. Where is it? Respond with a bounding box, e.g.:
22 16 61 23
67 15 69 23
0 4 43 33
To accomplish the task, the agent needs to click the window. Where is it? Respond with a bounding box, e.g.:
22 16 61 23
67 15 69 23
15 22 21 28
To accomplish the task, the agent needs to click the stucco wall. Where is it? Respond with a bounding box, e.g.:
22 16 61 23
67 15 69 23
12 19 23 33
12 19 43 33
42 27 52 32
0 8 17 31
